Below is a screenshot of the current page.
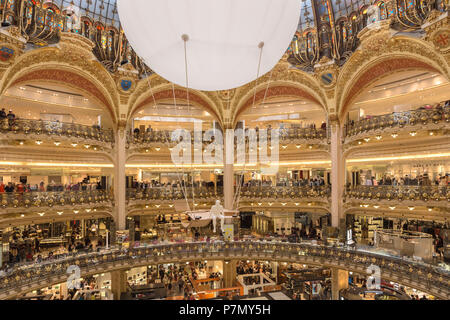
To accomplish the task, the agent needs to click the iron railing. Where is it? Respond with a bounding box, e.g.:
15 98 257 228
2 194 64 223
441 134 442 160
344 106 450 139
346 185 449 202
0 240 448 299
0 190 113 208
0 119 114 144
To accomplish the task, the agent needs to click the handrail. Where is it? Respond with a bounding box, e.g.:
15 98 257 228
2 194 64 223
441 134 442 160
0 240 448 299
346 185 448 202
0 190 113 208
0 119 114 144
127 187 222 201
128 127 330 146
344 106 449 139
127 186 331 202
240 186 331 199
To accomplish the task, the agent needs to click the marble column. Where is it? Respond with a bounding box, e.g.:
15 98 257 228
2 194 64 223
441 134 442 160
223 260 237 288
223 129 235 231
331 268 349 300
110 269 128 300
114 128 127 231
330 122 346 234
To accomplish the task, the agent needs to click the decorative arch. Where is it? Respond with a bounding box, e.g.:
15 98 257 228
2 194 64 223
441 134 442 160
338 57 441 119
336 35 450 121
129 87 222 126
0 44 120 124
42 1 60 13
233 82 327 127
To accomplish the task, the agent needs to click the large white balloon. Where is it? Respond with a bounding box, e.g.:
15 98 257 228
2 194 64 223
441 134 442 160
118 0 301 91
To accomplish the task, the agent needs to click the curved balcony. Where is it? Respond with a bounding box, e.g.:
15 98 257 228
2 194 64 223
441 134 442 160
0 119 114 148
0 241 448 300
0 190 113 210
127 128 330 150
127 187 221 203
344 106 450 143
345 186 449 204
240 186 331 200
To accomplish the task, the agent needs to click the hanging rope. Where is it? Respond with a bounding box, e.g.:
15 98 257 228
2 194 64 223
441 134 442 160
181 34 196 209
232 42 274 211
169 81 191 211
143 62 191 211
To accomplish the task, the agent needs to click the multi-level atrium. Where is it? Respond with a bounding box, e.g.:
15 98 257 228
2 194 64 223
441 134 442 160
0 0 448 304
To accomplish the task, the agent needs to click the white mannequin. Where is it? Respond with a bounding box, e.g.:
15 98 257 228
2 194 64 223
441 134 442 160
210 200 225 233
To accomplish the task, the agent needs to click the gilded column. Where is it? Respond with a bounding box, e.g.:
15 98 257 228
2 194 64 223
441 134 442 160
113 123 127 231
329 117 346 234
110 269 128 300
331 268 349 300
223 260 237 288
223 128 234 212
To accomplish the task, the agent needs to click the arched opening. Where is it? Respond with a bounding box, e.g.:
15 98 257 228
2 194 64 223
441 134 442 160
339 57 442 119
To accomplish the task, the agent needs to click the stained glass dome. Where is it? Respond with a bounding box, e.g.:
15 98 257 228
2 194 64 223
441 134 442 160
46 0 119 27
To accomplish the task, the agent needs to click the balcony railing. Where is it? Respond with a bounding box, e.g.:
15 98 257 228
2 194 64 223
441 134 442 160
344 106 450 139
0 240 448 300
128 127 330 147
346 186 449 202
127 187 222 201
0 190 113 209
240 186 331 199
0 119 114 144
127 186 331 203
